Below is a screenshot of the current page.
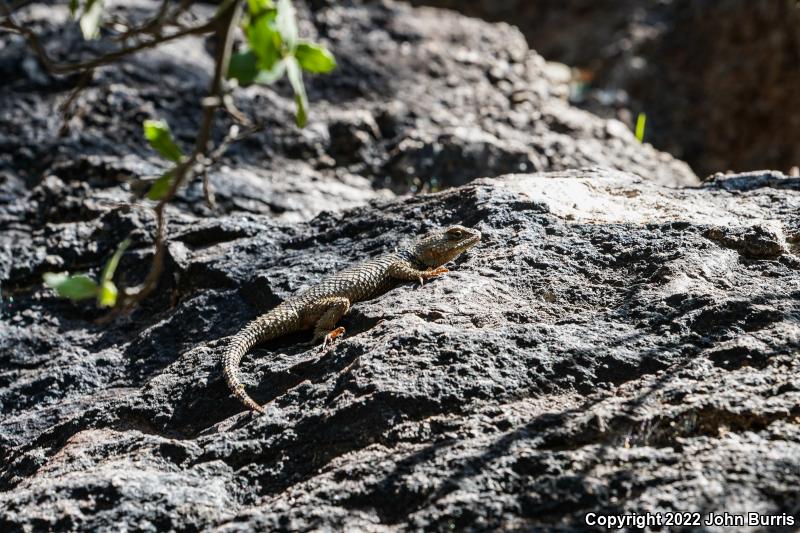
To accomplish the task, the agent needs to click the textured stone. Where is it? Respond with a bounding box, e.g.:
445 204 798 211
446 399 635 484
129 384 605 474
2 168 798 530
0 0 796 530
0 0 696 212
410 0 800 177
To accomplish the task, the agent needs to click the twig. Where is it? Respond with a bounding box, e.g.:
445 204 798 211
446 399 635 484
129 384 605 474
0 1 220 76
190 0 242 208
170 0 198 30
199 122 266 208
58 68 94 134
222 93 252 126
111 0 172 41
106 0 244 317
111 0 197 42
4 0 256 319
202 168 216 209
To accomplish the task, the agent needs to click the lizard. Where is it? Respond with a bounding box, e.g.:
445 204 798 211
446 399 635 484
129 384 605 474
222 224 482 414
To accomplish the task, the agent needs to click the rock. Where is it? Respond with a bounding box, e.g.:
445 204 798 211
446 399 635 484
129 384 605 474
703 225 784 260
410 0 800 177
0 0 795 529
384 126 544 191
2 168 798 530
0 0 696 222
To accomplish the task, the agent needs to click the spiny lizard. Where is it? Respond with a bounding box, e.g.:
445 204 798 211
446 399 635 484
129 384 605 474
222 225 481 414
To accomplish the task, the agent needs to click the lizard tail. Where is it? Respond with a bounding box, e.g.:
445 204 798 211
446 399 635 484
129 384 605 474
222 309 294 414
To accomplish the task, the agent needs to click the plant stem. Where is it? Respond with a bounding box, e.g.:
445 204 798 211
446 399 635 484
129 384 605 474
108 0 244 317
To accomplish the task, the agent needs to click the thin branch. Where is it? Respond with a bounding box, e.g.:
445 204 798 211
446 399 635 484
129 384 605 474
108 0 244 317
111 0 197 42
199 121 266 208
208 123 266 165
202 168 216 209
170 0 198 29
131 201 168 299
222 93 252 126
0 1 220 76
58 68 94 134
111 0 172 41
189 0 242 207
4 0 254 318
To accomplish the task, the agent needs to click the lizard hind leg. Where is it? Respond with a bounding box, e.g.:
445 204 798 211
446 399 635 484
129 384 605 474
306 296 351 347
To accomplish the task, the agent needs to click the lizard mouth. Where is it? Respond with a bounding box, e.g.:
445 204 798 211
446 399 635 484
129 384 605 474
455 233 481 254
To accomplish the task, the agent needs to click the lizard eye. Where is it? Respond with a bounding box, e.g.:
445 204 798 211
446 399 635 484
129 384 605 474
446 227 464 239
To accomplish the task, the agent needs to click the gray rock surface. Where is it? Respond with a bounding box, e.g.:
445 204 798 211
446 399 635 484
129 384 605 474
409 0 800 178
2 168 799 531
0 0 695 222
1 0 797 531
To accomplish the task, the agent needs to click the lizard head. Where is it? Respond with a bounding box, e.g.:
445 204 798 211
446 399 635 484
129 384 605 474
411 224 482 267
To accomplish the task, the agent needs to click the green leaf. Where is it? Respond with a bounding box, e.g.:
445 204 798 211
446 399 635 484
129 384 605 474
97 280 118 307
228 50 260 85
246 12 281 70
295 42 336 73
146 170 175 201
43 272 98 301
254 58 286 84
96 238 129 307
293 90 307 128
69 0 80 17
635 112 647 143
79 0 105 40
285 57 307 127
100 239 130 286
247 0 274 15
143 119 183 162
275 0 297 50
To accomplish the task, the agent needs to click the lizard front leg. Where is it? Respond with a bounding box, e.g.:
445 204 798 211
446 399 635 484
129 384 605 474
306 296 351 347
387 260 449 286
